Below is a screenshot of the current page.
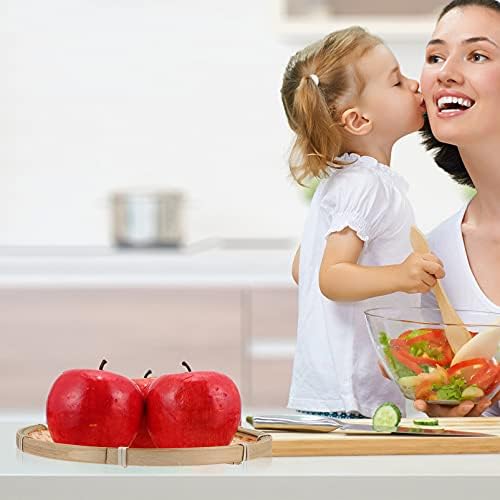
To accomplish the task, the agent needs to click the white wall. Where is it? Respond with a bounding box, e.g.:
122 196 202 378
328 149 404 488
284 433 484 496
1 0 465 246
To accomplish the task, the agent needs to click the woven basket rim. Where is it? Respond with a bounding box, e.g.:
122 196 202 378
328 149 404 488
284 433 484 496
16 424 272 467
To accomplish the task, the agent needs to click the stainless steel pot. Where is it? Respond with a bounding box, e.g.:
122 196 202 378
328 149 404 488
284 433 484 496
111 190 184 248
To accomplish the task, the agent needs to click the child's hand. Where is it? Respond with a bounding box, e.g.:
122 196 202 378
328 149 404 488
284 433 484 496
398 252 445 294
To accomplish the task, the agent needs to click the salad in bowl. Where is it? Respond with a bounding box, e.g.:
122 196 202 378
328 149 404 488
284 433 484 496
365 308 500 405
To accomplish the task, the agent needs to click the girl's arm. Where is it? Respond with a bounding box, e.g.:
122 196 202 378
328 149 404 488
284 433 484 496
292 245 300 285
319 227 444 302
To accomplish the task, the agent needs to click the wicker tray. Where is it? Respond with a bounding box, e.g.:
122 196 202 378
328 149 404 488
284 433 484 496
16 425 272 467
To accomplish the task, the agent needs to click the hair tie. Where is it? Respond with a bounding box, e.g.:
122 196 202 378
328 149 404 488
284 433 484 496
309 74 319 86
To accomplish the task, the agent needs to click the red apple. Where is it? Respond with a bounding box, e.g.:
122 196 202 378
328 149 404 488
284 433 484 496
130 370 156 448
46 359 143 447
146 361 241 448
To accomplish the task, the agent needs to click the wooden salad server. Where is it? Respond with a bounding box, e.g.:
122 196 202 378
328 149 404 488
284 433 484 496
410 226 472 354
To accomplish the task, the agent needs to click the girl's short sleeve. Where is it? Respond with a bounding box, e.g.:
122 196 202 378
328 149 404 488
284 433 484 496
320 168 392 242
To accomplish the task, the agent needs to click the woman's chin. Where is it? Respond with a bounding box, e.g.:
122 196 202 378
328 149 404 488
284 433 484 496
429 123 472 147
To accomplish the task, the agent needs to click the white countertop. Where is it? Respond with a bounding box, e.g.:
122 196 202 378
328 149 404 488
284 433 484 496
2 419 500 500
0 242 296 288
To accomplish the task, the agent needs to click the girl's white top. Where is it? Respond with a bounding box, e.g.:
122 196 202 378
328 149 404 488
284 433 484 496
288 153 419 417
421 201 500 416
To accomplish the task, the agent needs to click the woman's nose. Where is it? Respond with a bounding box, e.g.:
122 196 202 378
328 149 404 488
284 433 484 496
437 58 464 86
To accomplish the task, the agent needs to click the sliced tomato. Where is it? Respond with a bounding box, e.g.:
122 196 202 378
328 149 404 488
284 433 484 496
390 345 423 374
395 331 453 367
391 339 446 370
484 366 500 395
448 358 489 381
405 329 446 346
469 362 498 392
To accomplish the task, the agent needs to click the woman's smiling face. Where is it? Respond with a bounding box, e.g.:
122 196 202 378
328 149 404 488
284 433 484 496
420 5 500 146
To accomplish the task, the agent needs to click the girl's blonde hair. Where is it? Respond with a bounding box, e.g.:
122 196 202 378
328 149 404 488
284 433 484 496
281 27 382 185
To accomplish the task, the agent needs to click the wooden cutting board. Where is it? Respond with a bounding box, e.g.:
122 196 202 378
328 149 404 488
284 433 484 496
270 418 500 456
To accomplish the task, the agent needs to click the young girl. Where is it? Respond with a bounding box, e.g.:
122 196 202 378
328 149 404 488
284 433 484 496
282 27 445 418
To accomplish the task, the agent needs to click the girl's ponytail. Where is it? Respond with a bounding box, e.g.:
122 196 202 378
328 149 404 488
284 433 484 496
289 74 345 185
281 27 381 186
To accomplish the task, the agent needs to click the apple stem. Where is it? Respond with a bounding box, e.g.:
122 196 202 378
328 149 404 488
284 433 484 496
144 369 153 378
181 361 192 372
99 359 108 370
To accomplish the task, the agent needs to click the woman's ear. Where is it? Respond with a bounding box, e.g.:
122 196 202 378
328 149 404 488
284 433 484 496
341 108 372 136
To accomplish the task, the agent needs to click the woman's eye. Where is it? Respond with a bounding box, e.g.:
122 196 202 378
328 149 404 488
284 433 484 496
393 81 401 87
470 52 488 62
426 54 443 64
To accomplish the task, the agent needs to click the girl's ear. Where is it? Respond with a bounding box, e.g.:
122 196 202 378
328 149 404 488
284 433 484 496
341 108 372 136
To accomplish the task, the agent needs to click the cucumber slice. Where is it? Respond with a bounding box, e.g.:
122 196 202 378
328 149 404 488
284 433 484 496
413 418 439 426
461 386 484 401
372 402 402 432
398 376 420 398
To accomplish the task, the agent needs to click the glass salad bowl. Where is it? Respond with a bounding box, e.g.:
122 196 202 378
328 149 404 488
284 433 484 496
365 307 500 406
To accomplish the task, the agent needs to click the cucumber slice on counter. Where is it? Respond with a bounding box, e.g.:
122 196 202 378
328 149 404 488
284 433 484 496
413 418 439 426
372 402 402 432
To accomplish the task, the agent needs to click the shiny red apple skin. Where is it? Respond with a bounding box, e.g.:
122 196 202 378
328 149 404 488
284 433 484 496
146 371 241 448
130 376 156 448
46 368 143 447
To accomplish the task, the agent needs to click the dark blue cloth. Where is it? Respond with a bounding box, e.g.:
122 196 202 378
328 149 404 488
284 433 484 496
297 409 367 419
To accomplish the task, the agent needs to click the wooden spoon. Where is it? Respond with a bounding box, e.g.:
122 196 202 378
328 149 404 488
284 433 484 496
410 226 472 353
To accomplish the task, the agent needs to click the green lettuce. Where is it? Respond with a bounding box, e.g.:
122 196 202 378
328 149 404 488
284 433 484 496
434 376 467 401
409 341 444 361
379 331 415 379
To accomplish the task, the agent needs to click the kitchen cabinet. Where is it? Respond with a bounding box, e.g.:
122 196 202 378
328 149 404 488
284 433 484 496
0 287 298 412
0 288 242 411
0 248 298 413
244 289 297 408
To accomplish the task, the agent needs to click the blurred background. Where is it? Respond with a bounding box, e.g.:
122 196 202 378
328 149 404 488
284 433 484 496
1 0 468 420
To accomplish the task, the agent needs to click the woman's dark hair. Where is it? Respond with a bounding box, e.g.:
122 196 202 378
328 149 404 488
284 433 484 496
439 0 500 20
421 0 500 188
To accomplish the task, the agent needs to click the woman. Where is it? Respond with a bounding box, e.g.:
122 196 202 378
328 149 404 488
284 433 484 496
416 0 500 417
